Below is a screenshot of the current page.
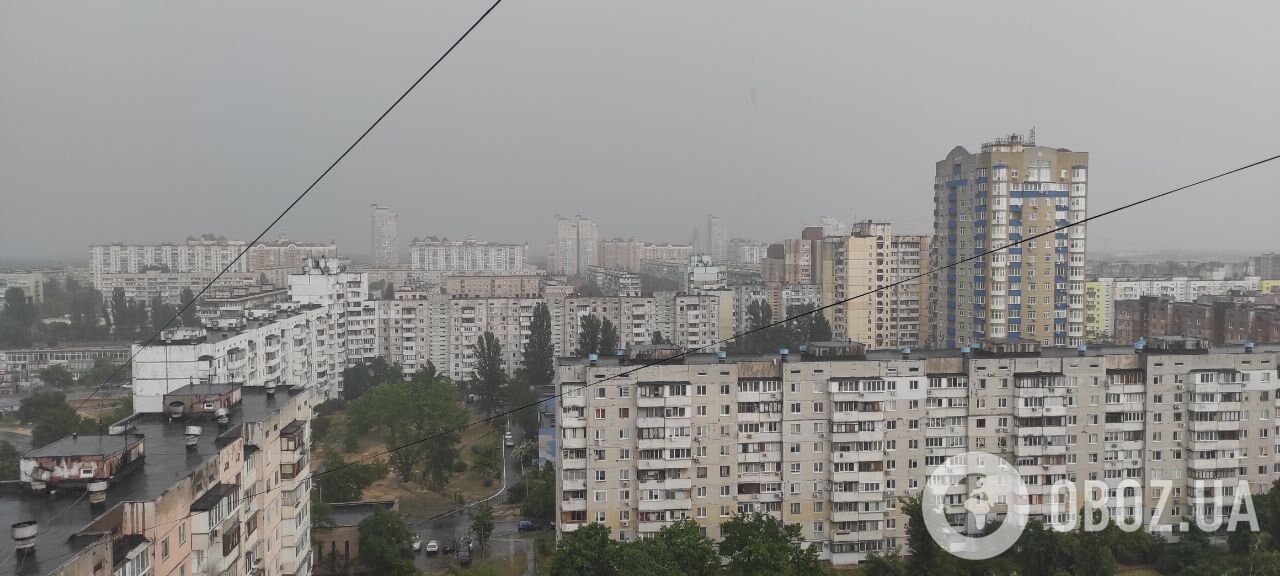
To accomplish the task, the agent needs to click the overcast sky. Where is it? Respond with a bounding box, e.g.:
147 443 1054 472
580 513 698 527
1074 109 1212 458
3 1 1279 262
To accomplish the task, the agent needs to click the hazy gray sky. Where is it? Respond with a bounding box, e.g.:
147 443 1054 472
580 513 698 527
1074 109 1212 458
3 1 1279 261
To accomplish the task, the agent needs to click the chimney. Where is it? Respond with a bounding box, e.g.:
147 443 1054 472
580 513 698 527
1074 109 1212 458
900 346 911 360
961 346 972 359
214 407 229 426
779 348 789 363
616 348 626 365
588 353 598 367
1077 344 1087 357
1134 337 1146 354
1245 341 1255 354
168 401 185 420
717 350 727 364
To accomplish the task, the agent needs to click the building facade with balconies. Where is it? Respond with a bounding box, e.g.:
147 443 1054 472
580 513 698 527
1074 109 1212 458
554 338 1279 566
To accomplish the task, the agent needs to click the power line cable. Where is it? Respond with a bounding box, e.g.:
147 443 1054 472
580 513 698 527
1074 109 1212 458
71 0 506 413
14 153 1267 573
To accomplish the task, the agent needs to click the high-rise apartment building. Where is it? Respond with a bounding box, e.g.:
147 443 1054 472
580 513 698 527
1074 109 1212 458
820 222 931 349
409 237 530 272
554 337 1278 567
707 216 728 262
930 132 1088 348
549 215 599 276
371 204 400 267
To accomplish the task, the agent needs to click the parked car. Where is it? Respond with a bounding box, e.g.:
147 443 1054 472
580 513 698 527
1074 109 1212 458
425 539 440 554
459 546 472 566
442 540 456 554
517 520 542 532
504 431 515 447
411 534 422 552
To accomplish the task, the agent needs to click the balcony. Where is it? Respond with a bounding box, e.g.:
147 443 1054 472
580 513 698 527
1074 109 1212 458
561 499 588 511
561 437 587 449
561 458 587 470
638 498 692 512
561 478 586 491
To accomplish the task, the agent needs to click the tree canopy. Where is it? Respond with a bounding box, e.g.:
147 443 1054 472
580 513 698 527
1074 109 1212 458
472 331 507 418
357 507 416 576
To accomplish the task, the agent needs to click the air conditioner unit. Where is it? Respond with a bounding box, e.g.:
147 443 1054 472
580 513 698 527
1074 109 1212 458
818 433 826 439
1176 384 1184 390
813 492 823 498
1178 422 1185 428
1176 441 1182 447
620 520 629 527
622 481 629 487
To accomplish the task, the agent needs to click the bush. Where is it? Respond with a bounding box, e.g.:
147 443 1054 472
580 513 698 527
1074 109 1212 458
452 459 468 473
482 478 493 488
316 398 346 415
507 481 527 504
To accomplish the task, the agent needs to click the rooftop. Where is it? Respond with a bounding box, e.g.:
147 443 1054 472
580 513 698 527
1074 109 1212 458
325 501 397 528
0 387 302 576
24 434 141 459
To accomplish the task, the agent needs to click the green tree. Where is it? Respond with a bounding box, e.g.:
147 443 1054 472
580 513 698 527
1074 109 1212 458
1014 519 1071 576
519 465 556 522
38 364 76 389
341 357 401 402
86 358 125 389
357 507 416 576
550 522 613 576
651 519 718 576
472 503 496 552
473 439 502 481
179 287 199 326
19 391 69 424
316 452 389 502
576 314 602 357
598 317 620 356
0 316 32 348
507 371 540 438
902 495 955 576
718 511 828 576
651 331 666 345
31 408 98 449
522 302 556 388
472 331 507 418
3 287 36 326
0 440 20 480
346 363 467 485
110 288 131 337
860 551 909 576
149 295 179 334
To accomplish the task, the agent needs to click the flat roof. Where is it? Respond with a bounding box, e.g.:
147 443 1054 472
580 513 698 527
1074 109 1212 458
24 435 141 459
0 387 302 576
326 501 396 528
165 382 239 397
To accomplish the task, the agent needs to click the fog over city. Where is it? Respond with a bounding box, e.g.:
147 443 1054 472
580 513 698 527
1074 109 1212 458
3 0 1279 260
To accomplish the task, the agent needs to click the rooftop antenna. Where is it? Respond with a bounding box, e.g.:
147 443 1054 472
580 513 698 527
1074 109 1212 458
1028 126 1036 146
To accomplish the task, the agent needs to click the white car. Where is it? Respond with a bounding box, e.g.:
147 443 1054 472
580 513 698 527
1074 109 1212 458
504 432 515 447
411 534 422 552
425 539 440 554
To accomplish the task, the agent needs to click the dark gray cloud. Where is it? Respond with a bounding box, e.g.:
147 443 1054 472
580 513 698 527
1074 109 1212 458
3 1 1279 261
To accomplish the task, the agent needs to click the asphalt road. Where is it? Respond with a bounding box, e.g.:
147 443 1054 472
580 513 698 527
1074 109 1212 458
410 417 539 574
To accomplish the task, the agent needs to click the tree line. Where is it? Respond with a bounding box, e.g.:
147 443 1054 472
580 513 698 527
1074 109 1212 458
0 280 200 348
726 301 833 355
550 513 829 576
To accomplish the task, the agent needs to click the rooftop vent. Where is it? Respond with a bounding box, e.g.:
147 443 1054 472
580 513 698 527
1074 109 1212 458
168 401 185 420
185 426 202 449
87 480 108 505
11 521 37 554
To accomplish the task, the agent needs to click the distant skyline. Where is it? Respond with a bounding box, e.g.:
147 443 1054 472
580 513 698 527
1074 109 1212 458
4 1 1280 260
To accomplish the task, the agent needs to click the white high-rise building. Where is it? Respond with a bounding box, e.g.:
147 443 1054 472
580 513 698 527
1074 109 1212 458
549 215 599 276
707 215 728 262
371 204 400 267
409 237 530 272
